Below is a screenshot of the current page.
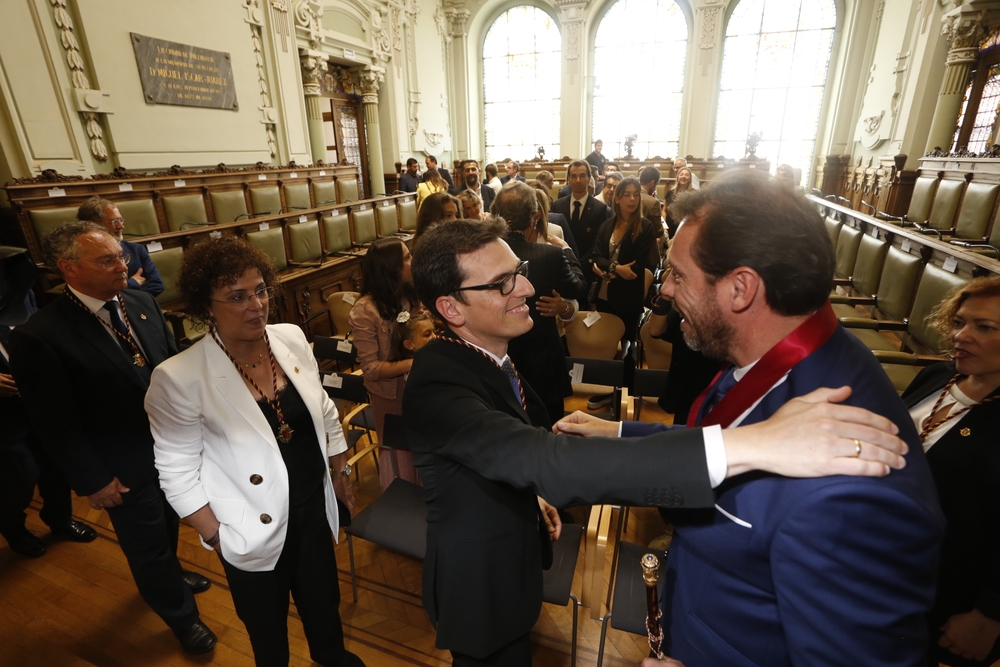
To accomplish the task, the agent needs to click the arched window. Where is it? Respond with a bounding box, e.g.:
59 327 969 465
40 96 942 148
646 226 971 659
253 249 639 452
712 0 836 187
592 0 688 160
483 6 561 163
952 27 1000 153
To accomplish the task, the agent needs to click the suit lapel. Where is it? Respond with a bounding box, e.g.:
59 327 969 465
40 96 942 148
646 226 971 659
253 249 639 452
56 296 148 390
121 291 166 366
483 359 530 423
208 335 282 455
442 334 531 423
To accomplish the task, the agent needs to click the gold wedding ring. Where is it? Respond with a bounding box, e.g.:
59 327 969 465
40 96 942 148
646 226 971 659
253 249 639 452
852 439 862 458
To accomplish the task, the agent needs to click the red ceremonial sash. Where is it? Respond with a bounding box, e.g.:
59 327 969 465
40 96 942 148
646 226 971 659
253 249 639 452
686 302 839 428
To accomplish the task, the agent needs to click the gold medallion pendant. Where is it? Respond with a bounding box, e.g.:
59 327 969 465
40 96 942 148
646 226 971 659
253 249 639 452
133 354 146 367
278 422 294 444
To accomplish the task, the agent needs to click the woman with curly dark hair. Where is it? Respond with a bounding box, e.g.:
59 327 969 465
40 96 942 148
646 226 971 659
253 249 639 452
145 236 364 667
348 236 423 490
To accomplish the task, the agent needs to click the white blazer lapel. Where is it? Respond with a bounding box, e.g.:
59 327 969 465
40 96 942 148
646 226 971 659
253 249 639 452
207 336 282 455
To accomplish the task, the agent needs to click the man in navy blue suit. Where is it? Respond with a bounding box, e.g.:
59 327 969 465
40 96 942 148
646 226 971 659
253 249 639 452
558 170 945 667
399 157 420 193
499 161 527 185
77 197 164 298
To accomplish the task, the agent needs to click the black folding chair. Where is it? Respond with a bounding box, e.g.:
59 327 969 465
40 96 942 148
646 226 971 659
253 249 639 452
542 523 584 667
344 414 427 602
313 334 359 372
565 357 626 421
632 368 670 421
315 336 376 440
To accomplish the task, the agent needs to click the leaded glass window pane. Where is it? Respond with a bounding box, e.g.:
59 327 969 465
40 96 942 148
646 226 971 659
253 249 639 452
968 64 1000 153
483 6 561 163
712 0 836 188
592 0 687 161
953 73 976 150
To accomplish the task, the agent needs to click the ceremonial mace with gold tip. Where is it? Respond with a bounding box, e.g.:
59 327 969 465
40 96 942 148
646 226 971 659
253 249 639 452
642 552 665 660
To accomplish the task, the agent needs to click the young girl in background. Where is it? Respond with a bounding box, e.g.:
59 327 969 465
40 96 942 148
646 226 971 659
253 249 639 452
391 309 435 363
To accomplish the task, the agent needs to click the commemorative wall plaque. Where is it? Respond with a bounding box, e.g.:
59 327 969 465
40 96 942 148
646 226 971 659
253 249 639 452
131 33 238 110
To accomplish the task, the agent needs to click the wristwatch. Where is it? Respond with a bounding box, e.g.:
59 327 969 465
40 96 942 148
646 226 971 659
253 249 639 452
330 463 352 477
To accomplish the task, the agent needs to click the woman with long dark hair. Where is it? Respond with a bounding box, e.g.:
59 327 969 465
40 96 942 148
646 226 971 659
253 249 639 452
414 191 459 238
587 177 657 407
348 237 422 490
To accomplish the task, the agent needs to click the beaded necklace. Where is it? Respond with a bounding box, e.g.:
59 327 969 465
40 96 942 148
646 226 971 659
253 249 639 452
212 330 294 444
919 374 1000 442
65 291 147 367
439 335 526 410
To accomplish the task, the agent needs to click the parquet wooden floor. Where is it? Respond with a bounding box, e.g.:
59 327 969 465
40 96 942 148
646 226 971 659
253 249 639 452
0 393 669 667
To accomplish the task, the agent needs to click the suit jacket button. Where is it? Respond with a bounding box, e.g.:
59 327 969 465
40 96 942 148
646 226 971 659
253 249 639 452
249 474 263 485
260 513 272 524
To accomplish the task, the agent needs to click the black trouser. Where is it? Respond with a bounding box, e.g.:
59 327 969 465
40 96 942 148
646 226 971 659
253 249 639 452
220 485 346 667
0 434 72 539
451 633 532 667
595 298 640 388
104 479 198 631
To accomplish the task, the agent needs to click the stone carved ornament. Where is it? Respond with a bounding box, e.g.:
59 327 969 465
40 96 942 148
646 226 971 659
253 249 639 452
294 0 323 49
49 0 108 161
356 67 384 104
424 130 443 147
942 12 987 51
863 110 884 135
700 5 722 50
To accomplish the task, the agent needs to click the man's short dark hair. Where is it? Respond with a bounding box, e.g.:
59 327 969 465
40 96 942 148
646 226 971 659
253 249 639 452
427 155 438 165
485 163 498 178
461 159 479 170
603 172 623 186
406 157 418 168
671 169 834 317
605 162 619 171
491 181 538 232
412 218 507 319
77 196 116 222
639 166 661 185
566 159 590 179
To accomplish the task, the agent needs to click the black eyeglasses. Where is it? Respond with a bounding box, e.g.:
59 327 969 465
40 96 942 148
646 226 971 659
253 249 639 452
453 260 529 297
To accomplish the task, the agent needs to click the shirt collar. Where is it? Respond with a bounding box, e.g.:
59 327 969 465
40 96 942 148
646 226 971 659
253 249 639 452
572 192 589 208
733 359 759 382
68 285 114 314
459 336 508 366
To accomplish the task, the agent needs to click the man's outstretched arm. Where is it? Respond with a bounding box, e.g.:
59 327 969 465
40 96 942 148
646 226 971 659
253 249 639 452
555 386 907 481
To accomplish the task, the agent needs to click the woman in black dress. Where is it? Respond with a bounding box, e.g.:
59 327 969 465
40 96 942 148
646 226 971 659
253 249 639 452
901 276 1000 667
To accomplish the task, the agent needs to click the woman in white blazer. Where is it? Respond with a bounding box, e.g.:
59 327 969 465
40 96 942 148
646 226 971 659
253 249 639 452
145 238 364 667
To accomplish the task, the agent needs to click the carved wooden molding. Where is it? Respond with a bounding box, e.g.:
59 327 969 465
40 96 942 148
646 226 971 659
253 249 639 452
49 0 108 161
